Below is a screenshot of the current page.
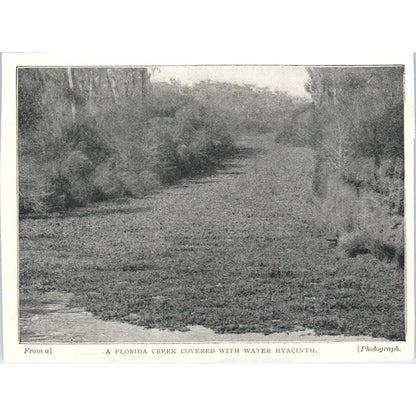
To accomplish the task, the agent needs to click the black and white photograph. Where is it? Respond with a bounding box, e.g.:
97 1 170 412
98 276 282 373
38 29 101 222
1 57 414 362
2 4 416 414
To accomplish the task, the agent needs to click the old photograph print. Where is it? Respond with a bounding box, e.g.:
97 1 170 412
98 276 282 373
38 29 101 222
18 65 405 344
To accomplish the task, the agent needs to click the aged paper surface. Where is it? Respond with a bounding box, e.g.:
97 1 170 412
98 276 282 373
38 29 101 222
1 53 414 362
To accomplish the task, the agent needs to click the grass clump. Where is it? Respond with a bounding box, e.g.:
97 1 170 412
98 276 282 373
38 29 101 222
338 232 371 257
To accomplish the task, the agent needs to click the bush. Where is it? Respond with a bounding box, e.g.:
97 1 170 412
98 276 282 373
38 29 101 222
62 119 109 164
305 66 404 267
338 232 371 257
19 157 52 214
342 156 404 216
90 162 123 200
275 103 315 146
313 171 404 267
338 232 401 266
370 239 397 263
18 72 239 215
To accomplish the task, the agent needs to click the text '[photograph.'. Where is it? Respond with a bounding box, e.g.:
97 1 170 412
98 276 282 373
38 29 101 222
1 54 414 362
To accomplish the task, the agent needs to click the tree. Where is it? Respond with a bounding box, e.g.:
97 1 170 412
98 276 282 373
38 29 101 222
305 66 404 173
66 68 77 121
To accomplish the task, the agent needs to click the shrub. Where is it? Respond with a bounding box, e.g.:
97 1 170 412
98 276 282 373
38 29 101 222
90 162 123 201
19 157 52 214
342 156 404 216
62 119 109 164
19 72 238 215
312 161 404 267
370 239 397 263
338 232 371 257
275 104 315 146
338 232 401 266
305 66 404 267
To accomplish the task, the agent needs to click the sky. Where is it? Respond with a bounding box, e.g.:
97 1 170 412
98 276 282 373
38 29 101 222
151 66 310 98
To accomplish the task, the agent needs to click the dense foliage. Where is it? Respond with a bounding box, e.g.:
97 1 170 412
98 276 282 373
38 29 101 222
19 69 227 213
19 67 405 340
19 66 405 264
303 67 404 265
18 69 303 214
187 81 303 134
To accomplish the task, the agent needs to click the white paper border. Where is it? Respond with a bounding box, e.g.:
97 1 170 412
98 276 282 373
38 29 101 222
1 52 414 362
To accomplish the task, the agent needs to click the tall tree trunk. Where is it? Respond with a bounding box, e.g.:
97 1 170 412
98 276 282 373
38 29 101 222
106 69 119 105
128 68 137 99
67 68 76 122
88 69 95 101
140 68 150 109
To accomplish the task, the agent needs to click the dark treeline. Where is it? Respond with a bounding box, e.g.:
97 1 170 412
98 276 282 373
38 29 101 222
187 80 305 135
18 68 301 214
297 67 404 266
